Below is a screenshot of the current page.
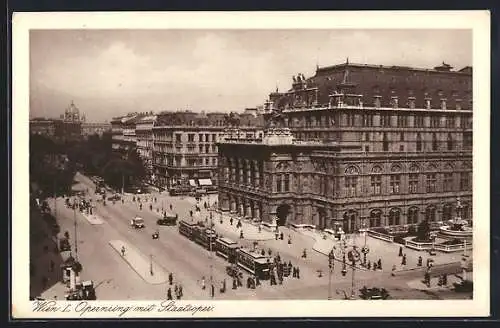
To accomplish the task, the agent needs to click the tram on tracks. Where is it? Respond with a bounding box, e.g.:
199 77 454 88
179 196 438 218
193 226 217 250
178 220 198 238
178 220 271 280
215 237 239 263
237 248 271 280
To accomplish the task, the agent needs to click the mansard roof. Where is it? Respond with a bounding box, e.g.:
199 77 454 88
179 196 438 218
272 61 472 110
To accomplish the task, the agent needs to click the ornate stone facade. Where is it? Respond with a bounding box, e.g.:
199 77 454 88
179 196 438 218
217 61 473 232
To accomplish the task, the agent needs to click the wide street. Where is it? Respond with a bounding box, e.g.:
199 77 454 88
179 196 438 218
36 172 472 300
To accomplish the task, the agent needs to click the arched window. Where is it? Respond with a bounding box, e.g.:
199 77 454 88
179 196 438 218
432 133 438 151
442 203 453 221
343 210 358 233
416 133 422 151
345 166 359 197
369 210 382 228
462 203 470 221
425 205 436 222
408 207 419 224
383 132 389 151
371 165 383 195
388 208 401 226
447 133 453 151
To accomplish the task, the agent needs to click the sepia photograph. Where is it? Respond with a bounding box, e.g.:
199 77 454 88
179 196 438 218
12 11 490 318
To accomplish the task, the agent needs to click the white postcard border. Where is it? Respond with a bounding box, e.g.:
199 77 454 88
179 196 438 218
12 11 491 318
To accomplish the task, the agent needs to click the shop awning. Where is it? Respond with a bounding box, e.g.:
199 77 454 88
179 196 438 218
189 179 197 187
198 179 213 186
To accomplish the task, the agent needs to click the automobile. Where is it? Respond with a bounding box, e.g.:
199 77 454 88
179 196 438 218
157 215 177 226
81 280 97 300
359 286 390 300
59 238 71 252
107 194 121 201
130 217 145 229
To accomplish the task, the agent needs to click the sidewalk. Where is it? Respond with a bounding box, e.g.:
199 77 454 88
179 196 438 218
109 240 168 285
207 210 274 241
81 212 104 225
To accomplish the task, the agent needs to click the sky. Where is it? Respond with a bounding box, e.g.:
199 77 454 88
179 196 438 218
29 29 472 122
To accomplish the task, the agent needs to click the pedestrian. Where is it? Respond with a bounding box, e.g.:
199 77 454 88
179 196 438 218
133 196 136 202
190 210 193 217
288 235 292 244
121 246 126 256
268 249 272 256
179 284 183 297
221 279 226 293
418 256 423 267
377 259 382 270
211 284 215 297
373 262 377 271
424 272 431 287
232 278 237 289
201 276 206 290
139 204 143 210
121 199 124 204
174 284 179 295
167 288 172 300
402 254 407 266
367 261 371 270
240 230 244 239
302 248 307 258
149 204 153 211
230 217 233 226
169 273 173 285
275 231 279 240
261 249 265 256
296 267 300 279
170 204 173 211
398 246 403 257
442 274 448 286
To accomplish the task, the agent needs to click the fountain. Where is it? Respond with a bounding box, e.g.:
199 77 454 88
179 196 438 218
438 198 473 241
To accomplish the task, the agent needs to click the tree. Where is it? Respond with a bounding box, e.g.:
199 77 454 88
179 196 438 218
416 219 431 242
30 134 76 196
101 148 146 190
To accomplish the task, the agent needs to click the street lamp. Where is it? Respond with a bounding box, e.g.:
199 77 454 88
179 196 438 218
361 219 370 266
150 254 154 276
332 238 361 300
73 198 79 261
328 250 334 300
209 212 214 298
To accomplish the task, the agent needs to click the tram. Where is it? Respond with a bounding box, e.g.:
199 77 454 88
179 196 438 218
193 226 217 250
215 237 239 263
177 222 270 280
178 220 198 239
237 248 271 280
